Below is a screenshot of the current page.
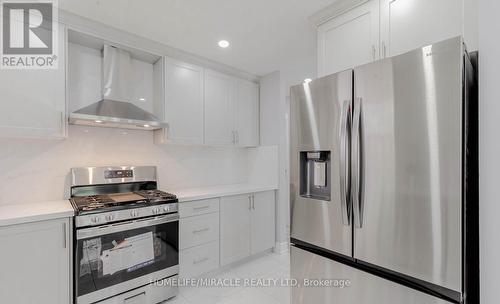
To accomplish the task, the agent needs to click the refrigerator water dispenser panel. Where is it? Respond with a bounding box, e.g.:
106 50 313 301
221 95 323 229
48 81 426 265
299 151 331 201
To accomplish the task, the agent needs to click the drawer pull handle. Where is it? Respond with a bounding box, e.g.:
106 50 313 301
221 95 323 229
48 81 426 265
193 227 210 234
193 257 209 264
193 205 210 211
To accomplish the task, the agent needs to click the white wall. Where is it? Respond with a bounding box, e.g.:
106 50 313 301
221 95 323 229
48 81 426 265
259 63 317 251
260 71 291 251
478 0 499 302
464 0 479 51
0 125 277 206
258 17 318 250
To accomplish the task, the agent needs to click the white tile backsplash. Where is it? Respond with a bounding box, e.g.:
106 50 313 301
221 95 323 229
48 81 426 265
0 125 277 206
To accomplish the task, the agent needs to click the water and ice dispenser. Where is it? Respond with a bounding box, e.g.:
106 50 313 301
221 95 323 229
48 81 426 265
299 151 331 201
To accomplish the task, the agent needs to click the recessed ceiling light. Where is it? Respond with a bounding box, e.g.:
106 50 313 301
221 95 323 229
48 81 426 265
143 124 150 128
139 98 145 102
218 40 230 48
94 120 103 123
304 78 312 83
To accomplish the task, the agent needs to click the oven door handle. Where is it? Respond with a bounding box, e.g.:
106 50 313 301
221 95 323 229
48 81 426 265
77 214 179 240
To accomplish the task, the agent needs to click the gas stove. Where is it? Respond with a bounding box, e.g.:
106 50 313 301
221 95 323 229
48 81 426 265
70 166 179 304
70 166 179 228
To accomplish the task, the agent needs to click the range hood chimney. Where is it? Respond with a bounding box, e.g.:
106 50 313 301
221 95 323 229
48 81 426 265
69 45 167 130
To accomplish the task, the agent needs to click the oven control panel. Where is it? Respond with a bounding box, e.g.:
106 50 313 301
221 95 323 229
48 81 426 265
104 170 134 179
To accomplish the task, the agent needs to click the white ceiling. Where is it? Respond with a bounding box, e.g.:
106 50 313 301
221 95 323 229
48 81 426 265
59 0 336 77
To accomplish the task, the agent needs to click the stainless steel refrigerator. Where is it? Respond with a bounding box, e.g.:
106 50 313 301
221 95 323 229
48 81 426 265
290 37 478 304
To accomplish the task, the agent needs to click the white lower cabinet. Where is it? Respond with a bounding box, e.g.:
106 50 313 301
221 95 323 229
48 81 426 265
0 218 71 304
180 212 219 250
179 191 276 277
250 191 276 255
180 241 220 279
220 191 276 266
179 198 221 279
220 194 252 266
178 198 219 218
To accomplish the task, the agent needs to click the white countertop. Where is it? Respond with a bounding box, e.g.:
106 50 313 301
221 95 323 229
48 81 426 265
0 184 277 227
0 200 74 227
173 183 278 202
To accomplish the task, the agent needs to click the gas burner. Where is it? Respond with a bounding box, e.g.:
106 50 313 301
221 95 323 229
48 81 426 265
134 190 177 203
81 203 105 211
71 190 177 215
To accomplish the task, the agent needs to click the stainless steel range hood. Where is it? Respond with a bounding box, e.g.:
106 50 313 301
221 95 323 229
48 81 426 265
69 45 167 130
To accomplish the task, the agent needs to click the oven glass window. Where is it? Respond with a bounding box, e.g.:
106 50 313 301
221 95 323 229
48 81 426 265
75 220 178 297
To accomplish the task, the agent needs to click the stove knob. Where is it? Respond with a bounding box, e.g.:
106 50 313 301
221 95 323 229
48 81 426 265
152 208 159 215
130 210 136 217
105 215 113 222
163 206 169 213
91 216 100 224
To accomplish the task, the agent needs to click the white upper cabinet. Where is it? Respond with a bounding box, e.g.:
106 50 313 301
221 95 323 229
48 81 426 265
235 79 260 147
204 69 236 146
0 23 67 139
316 0 468 76
380 0 462 57
317 0 379 77
155 63 260 147
162 58 204 145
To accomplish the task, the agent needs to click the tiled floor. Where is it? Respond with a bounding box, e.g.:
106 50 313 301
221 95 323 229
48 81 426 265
165 252 291 304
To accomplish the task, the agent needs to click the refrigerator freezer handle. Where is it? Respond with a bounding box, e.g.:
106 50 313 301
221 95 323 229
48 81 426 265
339 100 351 226
352 97 363 228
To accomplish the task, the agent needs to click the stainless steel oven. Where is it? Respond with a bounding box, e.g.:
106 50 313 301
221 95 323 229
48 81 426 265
75 214 179 304
70 166 180 304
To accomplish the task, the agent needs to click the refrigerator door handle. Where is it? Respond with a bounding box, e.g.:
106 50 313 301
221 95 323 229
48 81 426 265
339 100 351 226
352 97 363 228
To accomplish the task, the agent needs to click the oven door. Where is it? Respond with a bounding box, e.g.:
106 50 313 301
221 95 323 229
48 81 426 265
75 214 179 304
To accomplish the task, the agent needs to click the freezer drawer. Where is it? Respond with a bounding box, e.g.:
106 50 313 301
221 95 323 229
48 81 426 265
291 246 452 304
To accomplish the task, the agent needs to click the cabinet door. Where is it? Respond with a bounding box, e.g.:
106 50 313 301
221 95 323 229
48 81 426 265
0 218 71 304
250 191 276 255
0 23 66 139
204 70 236 146
380 0 462 57
220 194 251 266
235 80 260 147
163 58 204 145
317 0 379 77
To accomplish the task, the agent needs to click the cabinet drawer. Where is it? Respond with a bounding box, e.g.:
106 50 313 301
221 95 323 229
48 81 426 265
180 241 219 279
179 198 220 218
180 213 219 250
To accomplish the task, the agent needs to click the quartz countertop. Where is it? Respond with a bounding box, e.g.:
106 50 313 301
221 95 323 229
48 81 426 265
0 200 74 227
173 184 278 202
0 184 278 227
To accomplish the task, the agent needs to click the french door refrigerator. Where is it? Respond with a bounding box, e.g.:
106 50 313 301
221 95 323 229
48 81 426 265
290 36 478 304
